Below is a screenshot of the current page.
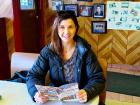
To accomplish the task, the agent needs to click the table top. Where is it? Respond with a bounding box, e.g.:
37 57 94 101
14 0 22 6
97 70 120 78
0 80 99 105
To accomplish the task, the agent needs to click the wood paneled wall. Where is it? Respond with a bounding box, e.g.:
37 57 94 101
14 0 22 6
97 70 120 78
6 19 14 59
45 0 140 65
3 0 140 66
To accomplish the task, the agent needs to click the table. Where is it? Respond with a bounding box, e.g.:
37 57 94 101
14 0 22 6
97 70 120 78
0 81 99 105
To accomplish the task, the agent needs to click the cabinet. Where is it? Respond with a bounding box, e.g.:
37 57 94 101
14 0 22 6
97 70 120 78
0 18 10 79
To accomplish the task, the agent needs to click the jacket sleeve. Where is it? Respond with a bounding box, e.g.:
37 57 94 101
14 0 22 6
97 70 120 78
26 46 50 101
83 49 106 101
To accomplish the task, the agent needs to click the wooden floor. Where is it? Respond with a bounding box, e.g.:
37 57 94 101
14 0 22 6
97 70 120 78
106 91 140 104
106 64 140 104
106 99 140 105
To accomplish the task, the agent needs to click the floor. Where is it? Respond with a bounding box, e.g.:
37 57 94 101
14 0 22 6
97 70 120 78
106 99 140 105
106 64 140 105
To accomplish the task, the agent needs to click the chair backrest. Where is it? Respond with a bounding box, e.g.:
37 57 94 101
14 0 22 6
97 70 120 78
11 52 39 77
11 52 51 84
98 57 107 104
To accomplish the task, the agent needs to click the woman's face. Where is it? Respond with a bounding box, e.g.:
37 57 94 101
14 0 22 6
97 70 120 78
58 19 76 43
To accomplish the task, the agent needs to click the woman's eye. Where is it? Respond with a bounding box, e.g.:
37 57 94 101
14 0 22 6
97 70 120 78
68 26 73 29
59 26 65 29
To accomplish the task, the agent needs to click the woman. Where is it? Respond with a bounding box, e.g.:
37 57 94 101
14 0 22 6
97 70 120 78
26 10 105 104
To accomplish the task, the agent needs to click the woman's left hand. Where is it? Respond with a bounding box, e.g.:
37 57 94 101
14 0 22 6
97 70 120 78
76 89 87 103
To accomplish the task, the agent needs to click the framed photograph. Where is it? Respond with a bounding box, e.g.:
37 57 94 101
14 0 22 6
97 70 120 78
93 4 105 18
20 0 35 10
51 0 63 11
77 0 86 1
86 0 93 1
77 0 93 1
63 4 78 16
79 5 93 17
91 21 107 34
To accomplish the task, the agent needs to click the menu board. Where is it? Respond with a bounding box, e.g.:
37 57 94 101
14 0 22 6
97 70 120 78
106 1 140 31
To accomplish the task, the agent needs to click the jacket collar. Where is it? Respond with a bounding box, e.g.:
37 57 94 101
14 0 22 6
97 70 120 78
75 36 90 59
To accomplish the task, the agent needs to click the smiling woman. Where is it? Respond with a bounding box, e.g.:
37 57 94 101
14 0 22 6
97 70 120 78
58 19 76 41
26 10 105 104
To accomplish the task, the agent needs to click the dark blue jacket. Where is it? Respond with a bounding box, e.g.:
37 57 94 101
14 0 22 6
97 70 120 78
26 36 105 101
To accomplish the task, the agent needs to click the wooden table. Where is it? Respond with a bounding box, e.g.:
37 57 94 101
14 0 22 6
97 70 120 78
0 80 99 105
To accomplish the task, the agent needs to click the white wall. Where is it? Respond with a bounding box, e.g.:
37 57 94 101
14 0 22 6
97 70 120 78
0 0 13 20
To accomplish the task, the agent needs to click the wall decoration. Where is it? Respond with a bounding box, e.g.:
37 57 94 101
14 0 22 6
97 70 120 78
79 5 93 17
86 0 93 2
20 0 35 10
63 4 78 16
77 0 86 1
77 0 93 1
51 0 63 11
93 3 105 18
107 1 140 31
91 21 107 34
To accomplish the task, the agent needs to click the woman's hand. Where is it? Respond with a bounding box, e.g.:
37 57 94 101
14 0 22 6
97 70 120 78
34 91 48 104
76 89 87 103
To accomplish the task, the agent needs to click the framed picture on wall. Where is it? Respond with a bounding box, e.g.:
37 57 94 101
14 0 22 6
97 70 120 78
20 0 35 10
77 0 86 1
93 3 105 18
77 0 93 1
91 21 107 34
86 0 93 1
79 5 93 17
63 4 78 16
51 0 63 11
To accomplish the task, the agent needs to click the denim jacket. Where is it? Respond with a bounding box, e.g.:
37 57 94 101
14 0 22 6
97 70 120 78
26 36 105 101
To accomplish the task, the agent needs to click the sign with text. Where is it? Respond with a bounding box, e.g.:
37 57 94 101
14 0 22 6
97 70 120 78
106 1 140 31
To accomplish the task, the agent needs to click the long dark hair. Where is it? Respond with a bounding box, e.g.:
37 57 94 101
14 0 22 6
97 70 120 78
50 10 79 55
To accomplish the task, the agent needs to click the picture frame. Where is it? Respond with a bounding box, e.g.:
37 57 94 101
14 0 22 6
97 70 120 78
79 5 93 17
51 0 63 11
20 0 35 10
77 0 93 2
91 21 107 34
63 4 79 16
93 3 105 18
77 0 86 1
87 0 93 1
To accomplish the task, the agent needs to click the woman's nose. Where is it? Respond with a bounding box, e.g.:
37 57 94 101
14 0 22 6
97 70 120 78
64 28 69 33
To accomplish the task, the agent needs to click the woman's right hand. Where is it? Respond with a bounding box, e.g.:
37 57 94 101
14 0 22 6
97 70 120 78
34 91 48 104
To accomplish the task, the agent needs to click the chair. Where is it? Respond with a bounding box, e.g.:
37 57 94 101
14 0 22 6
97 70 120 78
98 57 107 105
11 52 50 85
11 52 39 77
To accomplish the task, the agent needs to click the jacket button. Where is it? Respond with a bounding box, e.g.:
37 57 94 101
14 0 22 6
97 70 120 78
78 69 80 72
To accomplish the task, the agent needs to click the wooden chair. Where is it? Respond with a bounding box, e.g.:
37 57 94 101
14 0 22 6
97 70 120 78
98 57 107 105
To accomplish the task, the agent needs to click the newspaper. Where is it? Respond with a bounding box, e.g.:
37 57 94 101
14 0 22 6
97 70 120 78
35 83 79 101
